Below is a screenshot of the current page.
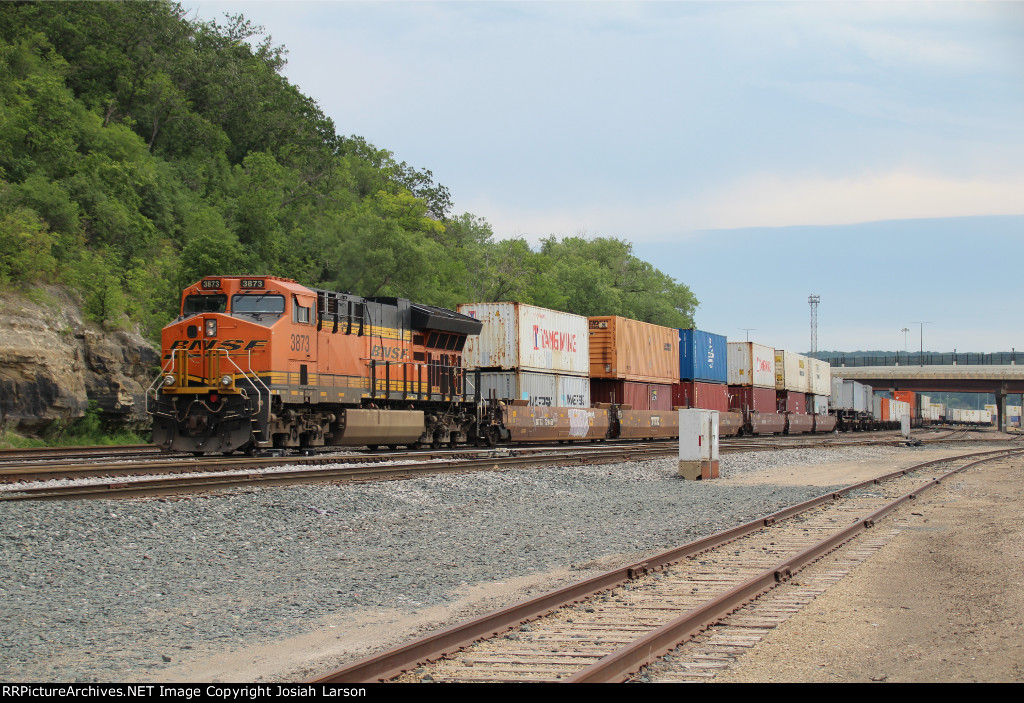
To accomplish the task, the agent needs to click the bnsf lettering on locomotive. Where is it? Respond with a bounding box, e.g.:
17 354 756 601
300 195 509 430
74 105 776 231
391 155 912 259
168 339 267 352
371 345 408 360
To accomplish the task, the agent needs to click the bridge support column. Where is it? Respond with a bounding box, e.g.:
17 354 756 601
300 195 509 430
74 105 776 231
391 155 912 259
996 392 1006 432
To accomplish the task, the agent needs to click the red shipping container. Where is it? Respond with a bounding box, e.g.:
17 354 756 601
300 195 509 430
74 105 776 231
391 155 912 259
673 382 729 412
591 380 672 411
729 385 776 413
776 390 807 414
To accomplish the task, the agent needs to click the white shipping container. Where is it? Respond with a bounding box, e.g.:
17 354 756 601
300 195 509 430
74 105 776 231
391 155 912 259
556 374 590 408
728 342 776 388
473 371 557 407
470 371 591 408
458 302 590 376
811 394 829 415
808 358 831 396
775 350 810 392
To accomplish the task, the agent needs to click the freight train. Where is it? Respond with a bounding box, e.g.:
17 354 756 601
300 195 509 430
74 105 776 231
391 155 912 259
147 276 915 454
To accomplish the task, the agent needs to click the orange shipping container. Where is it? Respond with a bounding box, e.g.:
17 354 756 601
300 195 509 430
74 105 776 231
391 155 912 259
588 316 680 382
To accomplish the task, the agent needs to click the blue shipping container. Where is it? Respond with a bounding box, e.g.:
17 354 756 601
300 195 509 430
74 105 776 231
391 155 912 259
678 329 728 383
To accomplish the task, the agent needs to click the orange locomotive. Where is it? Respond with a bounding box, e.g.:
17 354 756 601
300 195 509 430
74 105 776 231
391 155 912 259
149 276 484 454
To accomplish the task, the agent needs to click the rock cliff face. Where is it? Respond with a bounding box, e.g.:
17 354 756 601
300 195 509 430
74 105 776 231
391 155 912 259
0 288 160 434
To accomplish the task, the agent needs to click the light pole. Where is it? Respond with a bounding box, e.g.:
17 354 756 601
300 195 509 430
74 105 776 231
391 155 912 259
910 321 932 366
900 327 910 352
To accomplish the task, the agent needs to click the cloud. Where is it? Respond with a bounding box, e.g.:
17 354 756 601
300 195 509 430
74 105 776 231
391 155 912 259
685 171 1024 231
471 171 1024 243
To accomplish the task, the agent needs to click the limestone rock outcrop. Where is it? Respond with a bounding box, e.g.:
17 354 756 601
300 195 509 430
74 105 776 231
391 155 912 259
0 288 160 434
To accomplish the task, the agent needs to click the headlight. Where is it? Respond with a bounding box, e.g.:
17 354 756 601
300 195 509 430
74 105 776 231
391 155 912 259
220 375 232 386
163 375 175 387
205 319 217 337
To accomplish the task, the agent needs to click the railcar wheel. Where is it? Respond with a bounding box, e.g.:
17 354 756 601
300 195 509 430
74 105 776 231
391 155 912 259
366 444 379 451
430 432 443 450
484 426 499 447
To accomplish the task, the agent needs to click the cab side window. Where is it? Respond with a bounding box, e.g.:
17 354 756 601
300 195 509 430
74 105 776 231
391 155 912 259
294 297 312 324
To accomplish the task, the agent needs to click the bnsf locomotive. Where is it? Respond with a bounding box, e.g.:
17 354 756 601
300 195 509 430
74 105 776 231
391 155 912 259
149 276 489 454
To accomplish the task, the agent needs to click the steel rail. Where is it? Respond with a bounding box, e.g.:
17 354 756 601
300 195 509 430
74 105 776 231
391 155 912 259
309 446 1023 684
0 428 976 489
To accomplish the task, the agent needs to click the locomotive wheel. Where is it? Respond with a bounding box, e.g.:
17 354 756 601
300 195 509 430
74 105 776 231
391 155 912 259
484 426 498 447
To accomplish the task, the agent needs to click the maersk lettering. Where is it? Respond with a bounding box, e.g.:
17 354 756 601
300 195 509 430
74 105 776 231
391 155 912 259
532 325 577 352
370 345 408 361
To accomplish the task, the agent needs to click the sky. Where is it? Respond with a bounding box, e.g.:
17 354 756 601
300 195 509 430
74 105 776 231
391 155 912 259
185 1 1024 353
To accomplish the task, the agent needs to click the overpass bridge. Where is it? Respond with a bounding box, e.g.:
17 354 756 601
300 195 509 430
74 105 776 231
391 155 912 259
829 365 1024 430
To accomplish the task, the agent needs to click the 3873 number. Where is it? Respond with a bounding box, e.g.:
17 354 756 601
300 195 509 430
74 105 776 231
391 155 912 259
291 334 310 353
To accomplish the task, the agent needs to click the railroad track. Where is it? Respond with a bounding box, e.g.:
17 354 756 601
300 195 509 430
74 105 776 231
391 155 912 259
0 429 986 500
310 447 1021 683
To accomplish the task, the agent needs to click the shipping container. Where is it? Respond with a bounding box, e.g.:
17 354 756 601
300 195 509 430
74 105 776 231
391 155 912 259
727 342 776 388
472 371 557 407
776 390 806 414
588 316 679 382
831 379 870 412
556 374 590 408
808 358 832 396
729 385 777 413
458 302 589 375
590 379 673 411
678 329 728 383
810 394 829 415
672 382 729 412
774 350 810 393
470 371 591 408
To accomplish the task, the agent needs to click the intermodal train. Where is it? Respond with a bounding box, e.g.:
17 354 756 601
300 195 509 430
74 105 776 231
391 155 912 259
147 276 923 455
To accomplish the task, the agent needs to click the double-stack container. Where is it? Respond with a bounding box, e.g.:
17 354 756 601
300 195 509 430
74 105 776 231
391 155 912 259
775 350 810 414
458 303 590 407
589 316 679 410
674 329 729 412
728 342 776 388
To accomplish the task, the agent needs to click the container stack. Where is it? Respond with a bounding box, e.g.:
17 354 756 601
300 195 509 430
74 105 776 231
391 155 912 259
457 303 590 407
807 357 831 415
588 316 680 409
774 350 810 413
727 341 776 412
672 329 729 411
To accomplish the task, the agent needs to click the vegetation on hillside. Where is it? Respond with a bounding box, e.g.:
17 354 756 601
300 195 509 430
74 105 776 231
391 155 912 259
0 1 697 340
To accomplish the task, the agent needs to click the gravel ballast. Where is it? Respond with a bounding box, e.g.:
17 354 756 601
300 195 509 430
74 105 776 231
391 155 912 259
0 444 947 681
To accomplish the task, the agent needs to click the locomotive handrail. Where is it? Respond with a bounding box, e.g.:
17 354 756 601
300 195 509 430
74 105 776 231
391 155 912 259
144 352 179 415
219 348 271 421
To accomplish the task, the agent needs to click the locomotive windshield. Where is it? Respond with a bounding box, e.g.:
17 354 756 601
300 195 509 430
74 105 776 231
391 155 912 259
183 294 227 315
231 293 286 323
